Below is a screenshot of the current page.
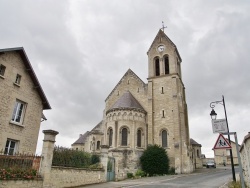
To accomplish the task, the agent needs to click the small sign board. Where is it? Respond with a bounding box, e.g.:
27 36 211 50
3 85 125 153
213 134 231 149
212 119 228 133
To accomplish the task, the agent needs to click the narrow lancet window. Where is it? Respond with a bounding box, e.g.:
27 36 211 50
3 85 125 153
164 56 169 74
137 129 142 147
155 58 160 76
108 129 113 147
162 130 167 147
121 128 128 146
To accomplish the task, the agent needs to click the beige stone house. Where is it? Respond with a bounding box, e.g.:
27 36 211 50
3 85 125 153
72 30 194 178
213 138 239 165
240 132 250 187
190 138 203 168
0 47 51 155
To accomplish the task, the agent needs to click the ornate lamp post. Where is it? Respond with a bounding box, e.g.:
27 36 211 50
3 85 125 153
210 95 236 182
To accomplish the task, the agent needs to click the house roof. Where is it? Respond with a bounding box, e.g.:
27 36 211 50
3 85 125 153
147 29 182 62
240 132 250 152
72 131 90 145
0 47 51 110
190 138 202 147
106 91 146 114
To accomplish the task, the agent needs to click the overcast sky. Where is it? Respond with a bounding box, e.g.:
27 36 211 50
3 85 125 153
1 0 250 157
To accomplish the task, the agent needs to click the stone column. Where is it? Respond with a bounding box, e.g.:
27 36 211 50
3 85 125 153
40 129 59 186
100 145 109 180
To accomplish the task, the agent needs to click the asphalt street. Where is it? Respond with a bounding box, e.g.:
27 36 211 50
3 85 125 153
79 166 237 188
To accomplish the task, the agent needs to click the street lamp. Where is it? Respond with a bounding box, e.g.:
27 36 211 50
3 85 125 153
209 95 236 182
210 109 217 120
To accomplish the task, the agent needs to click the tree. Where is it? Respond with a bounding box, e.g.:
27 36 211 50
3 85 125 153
140 145 169 176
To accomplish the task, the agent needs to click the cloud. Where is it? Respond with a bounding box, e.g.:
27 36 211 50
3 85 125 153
1 0 250 157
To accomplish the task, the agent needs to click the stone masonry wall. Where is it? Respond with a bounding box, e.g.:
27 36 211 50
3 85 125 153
0 179 43 188
0 51 43 154
43 167 105 188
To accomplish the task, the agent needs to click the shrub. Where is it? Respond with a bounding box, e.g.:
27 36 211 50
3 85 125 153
127 172 134 178
135 169 146 177
91 154 100 164
0 168 38 180
52 146 100 168
140 145 169 176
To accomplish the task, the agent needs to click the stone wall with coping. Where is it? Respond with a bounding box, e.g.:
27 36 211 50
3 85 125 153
40 129 108 188
0 179 43 188
45 167 105 188
240 133 250 188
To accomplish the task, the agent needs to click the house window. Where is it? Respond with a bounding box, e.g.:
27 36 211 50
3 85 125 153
162 130 167 147
15 74 21 85
4 139 18 155
108 128 113 147
121 128 128 146
11 100 26 124
0 64 6 76
197 149 199 157
97 141 100 150
164 56 169 74
137 129 142 147
155 58 160 76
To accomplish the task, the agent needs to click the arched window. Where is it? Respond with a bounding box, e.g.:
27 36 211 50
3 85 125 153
137 129 142 147
164 56 169 74
108 128 113 147
121 128 128 146
155 58 160 76
162 130 167 147
197 149 199 158
97 141 100 150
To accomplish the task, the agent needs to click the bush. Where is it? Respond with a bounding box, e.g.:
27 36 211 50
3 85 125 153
0 168 38 180
127 172 134 178
52 146 100 168
91 154 100 164
140 145 169 176
135 169 146 177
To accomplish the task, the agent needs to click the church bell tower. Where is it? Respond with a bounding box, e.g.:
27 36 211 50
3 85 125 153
147 29 192 173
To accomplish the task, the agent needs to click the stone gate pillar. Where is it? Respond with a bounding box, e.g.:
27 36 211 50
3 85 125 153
100 145 109 180
39 129 59 185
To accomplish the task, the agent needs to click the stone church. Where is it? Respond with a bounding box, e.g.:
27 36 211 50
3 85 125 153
72 29 194 178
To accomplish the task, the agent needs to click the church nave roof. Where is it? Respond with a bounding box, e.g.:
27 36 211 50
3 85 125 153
107 91 146 114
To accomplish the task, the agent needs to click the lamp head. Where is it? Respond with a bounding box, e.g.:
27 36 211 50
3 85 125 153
210 109 217 120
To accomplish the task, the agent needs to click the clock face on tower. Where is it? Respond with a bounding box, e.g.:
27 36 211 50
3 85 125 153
157 45 165 52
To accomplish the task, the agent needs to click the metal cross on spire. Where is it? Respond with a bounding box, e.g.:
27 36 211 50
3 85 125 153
161 21 167 32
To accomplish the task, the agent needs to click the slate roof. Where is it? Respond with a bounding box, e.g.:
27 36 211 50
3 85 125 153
106 91 146 114
72 131 90 145
0 47 51 109
91 121 102 131
190 138 202 147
